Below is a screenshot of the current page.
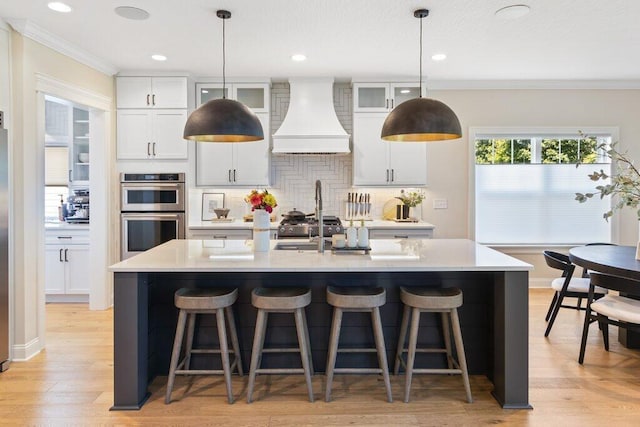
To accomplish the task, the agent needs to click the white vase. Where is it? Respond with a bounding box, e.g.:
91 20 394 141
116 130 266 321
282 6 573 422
252 209 271 252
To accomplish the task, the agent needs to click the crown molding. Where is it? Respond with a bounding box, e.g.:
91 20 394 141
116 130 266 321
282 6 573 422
425 79 640 90
6 19 118 76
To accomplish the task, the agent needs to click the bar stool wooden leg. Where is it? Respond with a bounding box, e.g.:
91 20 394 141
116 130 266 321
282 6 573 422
247 310 268 403
451 308 472 403
295 308 315 402
325 307 343 402
371 307 393 403
225 306 243 376
394 304 411 375
302 308 314 375
404 307 421 403
441 312 454 370
184 313 196 370
166 309 187 404
216 308 234 404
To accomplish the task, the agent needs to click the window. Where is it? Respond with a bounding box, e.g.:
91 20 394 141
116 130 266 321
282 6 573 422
472 128 614 245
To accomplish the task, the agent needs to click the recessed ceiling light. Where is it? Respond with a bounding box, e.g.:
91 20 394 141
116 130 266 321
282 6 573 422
114 6 150 20
48 2 72 13
291 54 307 62
432 53 447 61
495 4 531 20
202 90 209 94
400 89 411 94
151 54 167 61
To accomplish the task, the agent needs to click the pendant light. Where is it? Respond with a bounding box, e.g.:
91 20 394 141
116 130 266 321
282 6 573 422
381 9 461 142
183 10 264 142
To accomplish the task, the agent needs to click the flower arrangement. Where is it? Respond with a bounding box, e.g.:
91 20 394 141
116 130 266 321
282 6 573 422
576 141 640 220
396 189 426 208
245 189 277 213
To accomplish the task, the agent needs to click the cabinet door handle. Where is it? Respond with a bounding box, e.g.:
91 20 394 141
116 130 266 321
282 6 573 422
69 169 72 182
152 94 156 106
391 99 394 109
64 248 68 262
213 235 227 239
57 236 72 239
233 169 236 182
152 142 156 156
146 94 150 105
391 169 395 182
385 98 389 109
147 142 151 156
228 170 232 182
59 249 63 262
394 235 409 239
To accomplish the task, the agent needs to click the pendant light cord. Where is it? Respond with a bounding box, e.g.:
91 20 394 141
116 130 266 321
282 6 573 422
222 16 226 99
419 14 423 98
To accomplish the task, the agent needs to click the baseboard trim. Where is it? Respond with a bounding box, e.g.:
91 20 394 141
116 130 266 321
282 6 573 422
11 337 42 361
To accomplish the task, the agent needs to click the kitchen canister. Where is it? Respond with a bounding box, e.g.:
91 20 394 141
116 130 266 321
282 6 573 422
252 209 271 252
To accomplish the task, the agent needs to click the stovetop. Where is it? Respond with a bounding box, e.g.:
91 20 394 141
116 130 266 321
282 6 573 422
278 215 343 238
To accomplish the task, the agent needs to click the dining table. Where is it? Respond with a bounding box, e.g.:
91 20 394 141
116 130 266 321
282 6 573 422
569 244 640 348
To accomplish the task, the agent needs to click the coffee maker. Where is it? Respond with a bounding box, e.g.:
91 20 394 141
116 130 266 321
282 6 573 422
64 189 90 223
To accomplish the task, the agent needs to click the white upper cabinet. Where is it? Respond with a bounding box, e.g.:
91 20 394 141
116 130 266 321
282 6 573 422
117 109 188 160
353 82 423 113
352 112 426 186
116 77 188 109
194 82 271 186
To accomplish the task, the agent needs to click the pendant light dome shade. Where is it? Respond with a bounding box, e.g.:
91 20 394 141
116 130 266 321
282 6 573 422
183 9 264 143
183 98 264 142
381 97 461 142
381 8 462 142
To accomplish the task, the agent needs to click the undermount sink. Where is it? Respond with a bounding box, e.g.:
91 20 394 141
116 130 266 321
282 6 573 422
273 240 332 251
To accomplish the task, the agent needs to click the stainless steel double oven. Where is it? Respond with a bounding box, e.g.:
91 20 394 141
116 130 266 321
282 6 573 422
120 173 185 260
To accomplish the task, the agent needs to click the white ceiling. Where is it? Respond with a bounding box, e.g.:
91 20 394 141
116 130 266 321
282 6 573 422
1 0 639 82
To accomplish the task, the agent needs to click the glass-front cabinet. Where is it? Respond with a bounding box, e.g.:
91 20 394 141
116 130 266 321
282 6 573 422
353 82 423 112
197 83 269 113
71 107 90 187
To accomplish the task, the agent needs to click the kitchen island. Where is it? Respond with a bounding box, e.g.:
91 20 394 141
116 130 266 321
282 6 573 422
110 239 532 410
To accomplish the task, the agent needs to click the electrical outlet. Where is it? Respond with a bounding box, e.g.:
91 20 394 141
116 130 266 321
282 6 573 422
433 199 448 209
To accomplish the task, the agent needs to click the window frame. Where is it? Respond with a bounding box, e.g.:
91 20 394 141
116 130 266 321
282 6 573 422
468 126 620 247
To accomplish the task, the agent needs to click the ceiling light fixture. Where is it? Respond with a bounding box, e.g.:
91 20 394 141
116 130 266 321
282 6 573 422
495 4 531 20
48 2 72 13
114 6 150 20
381 9 461 142
432 53 447 61
151 54 167 61
291 54 307 62
183 10 264 142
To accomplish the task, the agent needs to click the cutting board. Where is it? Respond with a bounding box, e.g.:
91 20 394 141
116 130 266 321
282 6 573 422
382 199 401 220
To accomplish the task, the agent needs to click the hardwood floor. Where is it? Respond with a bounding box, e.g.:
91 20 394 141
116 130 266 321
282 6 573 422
1 289 639 425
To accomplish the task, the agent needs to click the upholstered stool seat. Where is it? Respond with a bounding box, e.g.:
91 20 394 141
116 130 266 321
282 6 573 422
394 286 472 403
165 288 243 404
247 287 314 403
324 286 393 402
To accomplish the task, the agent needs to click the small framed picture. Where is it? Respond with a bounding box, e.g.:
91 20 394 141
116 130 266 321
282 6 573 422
201 193 225 221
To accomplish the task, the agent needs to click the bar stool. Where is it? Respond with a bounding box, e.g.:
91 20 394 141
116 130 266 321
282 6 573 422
394 287 472 403
247 287 314 403
165 288 243 404
325 286 393 402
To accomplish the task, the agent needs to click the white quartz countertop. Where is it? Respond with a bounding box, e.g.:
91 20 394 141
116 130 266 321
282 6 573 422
188 219 435 230
110 238 532 273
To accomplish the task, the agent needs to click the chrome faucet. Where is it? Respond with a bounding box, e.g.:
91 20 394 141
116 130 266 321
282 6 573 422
315 179 324 253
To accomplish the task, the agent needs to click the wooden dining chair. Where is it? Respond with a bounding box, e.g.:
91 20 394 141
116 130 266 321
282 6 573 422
543 250 607 337
579 272 640 364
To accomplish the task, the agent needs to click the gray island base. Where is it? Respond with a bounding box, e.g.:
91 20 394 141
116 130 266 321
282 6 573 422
109 239 533 410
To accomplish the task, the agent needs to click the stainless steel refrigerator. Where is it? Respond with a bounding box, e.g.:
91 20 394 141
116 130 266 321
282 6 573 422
0 111 8 372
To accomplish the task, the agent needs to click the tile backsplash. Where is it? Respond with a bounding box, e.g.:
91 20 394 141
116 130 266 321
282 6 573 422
189 82 426 223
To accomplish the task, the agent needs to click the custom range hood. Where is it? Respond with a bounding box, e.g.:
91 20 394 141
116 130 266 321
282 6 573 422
272 78 350 154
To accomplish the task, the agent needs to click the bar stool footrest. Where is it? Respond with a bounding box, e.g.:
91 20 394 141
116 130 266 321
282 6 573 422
261 348 301 353
412 368 463 375
175 369 229 375
337 348 378 353
255 368 305 374
333 368 384 374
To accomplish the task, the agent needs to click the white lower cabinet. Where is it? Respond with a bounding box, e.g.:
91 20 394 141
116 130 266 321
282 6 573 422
45 229 90 300
369 228 433 239
189 228 278 240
